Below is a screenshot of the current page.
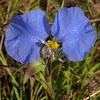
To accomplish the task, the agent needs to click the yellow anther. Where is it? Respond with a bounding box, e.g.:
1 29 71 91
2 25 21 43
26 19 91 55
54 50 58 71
47 40 59 49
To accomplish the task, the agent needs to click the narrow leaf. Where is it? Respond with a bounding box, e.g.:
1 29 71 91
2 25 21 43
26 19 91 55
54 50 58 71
61 0 66 8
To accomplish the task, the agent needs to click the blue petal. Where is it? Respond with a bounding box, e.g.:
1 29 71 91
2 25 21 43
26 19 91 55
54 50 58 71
5 10 50 65
51 7 97 62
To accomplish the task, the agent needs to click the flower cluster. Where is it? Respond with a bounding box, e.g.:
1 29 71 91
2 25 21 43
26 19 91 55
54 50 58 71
5 7 97 65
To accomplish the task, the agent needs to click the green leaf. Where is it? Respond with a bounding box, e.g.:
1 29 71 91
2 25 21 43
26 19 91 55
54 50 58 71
36 72 47 91
23 58 45 84
61 0 65 8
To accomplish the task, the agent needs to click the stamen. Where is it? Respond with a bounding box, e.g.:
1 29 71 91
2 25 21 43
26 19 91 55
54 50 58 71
47 40 59 49
54 49 65 62
41 40 64 65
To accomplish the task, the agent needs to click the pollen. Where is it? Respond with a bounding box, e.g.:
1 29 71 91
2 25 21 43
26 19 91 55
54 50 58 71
47 40 59 49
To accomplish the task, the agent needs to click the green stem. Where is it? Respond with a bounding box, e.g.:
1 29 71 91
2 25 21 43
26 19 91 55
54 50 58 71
45 57 55 100
46 75 55 100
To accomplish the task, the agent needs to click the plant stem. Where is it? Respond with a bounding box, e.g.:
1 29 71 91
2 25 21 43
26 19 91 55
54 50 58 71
45 73 55 100
45 57 55 100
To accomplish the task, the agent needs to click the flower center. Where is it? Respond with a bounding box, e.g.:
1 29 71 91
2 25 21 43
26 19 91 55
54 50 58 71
47 40 59 49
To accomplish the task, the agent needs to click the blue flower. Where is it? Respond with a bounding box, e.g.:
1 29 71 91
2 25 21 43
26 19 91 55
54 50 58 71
5 7 97 65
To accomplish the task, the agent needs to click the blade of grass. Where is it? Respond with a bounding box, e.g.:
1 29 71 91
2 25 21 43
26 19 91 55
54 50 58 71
11 88 14 100
5 67 19 87
83 0 89 13
40 96 47 100
30 1 38 10
49 0 60 9
32 82 40 100
61 0 65 8
10 0 20 17
88 63 100 75
0 6 6 19
0 51 8 66
20 72 23 100
93 12 100 18
0 57 7 66
38 0 41 9
57 64 62 76
87 0 92 17
0 7 5 24
3 89 9 100
13 86 20 100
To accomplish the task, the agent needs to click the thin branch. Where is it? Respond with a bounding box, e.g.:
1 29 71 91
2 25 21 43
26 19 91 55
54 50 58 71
90 18 100 22
12 8 25 14
30 77 35 100
84 90 100 100
89 70 100 77
0 34 4 51
38 91 44 100
0 23 8 28
35 85 42 100
46 0 50 13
